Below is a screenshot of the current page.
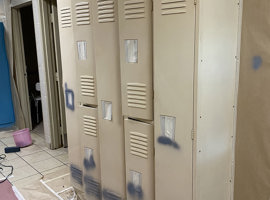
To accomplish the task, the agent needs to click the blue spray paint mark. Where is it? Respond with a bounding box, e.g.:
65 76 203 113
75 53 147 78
127 182 143 199
84 175 101 199
65 83 75 111
84 155 96 170
158 136 180 150
70 164 83 185
102 189 121 200
253 56 262 70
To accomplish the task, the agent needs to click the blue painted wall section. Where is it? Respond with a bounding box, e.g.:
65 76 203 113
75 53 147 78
252 56 262 70
0 22 15 128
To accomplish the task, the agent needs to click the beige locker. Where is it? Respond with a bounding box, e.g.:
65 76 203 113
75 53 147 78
92 0 126 199
124 118 154 200
79 106 101 199
57 0 83 190
72 0 97 106
118 0 153 121
153 0 195 199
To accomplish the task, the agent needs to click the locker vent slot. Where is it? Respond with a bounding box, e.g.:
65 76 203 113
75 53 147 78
127 83 147 109
161 0 187 15
60 7 72 28
124 0 145 20
97 0 115 23
130 131 148 159
75 2 90 25
83 115 97 137
80 75 95 97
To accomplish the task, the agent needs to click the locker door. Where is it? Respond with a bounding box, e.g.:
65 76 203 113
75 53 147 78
57 0 83 190
153 0 196 199
118 0 153 121
79 106 101 200
92 0 126 199
124 118 154 200
72 0 97 106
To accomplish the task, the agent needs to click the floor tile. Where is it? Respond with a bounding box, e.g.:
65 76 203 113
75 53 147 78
13 174 43 188
31 157 63 172
1 157 28 172
5 165 38 182
1 136 16 146
16 144 43 157
41 165 70 177
22 151 52 164
0 148 19 160
45 173 71 193
55 153 69 164
45 147 68 157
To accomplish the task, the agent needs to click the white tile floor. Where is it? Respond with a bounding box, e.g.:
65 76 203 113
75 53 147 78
0 123 71 199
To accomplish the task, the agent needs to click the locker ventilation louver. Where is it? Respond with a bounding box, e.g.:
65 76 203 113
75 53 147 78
97 0 115 23
127 83 147 109
80 75 95 97
130 131 148 159
124 0 145 20
161 0 187 15
60 7 72 28
83 115 97 137
75 2 90 25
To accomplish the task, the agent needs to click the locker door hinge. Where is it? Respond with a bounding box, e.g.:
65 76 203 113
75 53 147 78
194 0 197 5
191 129 196 140
50 13 54 24
55 72 59 82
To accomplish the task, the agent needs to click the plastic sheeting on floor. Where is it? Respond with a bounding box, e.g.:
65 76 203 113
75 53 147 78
0 22 15 128
234 1 270 199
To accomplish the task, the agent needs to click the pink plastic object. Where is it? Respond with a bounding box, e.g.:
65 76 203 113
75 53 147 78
13 128 32 147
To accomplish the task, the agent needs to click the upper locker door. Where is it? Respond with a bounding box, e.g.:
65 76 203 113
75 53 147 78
72 0 97 106
118 0 153 121
153 0 195 199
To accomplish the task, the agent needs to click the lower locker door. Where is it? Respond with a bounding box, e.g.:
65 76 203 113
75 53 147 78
124 118 154 200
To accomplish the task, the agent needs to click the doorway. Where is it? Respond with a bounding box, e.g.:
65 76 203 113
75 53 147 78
12 1 67 149
20 5 42 131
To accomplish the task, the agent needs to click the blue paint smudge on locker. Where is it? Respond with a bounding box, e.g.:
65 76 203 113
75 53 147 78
127 182 143 199
65 83 75 111
84 154 96 170
158 136 180 149
252 56 262 70
84 175 101 199
102 189 121 200
70 164 83 185
0 22 15 128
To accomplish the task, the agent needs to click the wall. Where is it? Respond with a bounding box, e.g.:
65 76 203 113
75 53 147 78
234 1 270 199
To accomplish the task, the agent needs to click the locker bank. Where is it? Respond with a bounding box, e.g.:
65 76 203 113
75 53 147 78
1 0 270 199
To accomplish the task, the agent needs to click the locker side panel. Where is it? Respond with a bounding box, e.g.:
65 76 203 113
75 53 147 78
57 0 83 190
92 0 126 199
79 106 101 200
118 0 153 121
72 0 97 106
196 0 241 199
153 0 195 199
124 119 154 200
